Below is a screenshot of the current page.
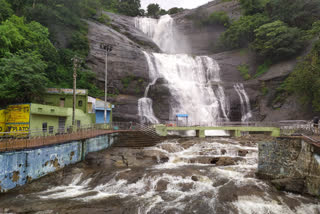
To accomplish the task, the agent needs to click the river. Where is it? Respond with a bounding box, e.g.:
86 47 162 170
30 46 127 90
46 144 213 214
0 137 319 213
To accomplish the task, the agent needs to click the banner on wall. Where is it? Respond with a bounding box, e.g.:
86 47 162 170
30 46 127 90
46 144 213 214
6 104 30 124
0 110 6 133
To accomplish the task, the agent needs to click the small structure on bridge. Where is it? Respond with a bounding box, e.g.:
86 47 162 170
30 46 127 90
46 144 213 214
176 114 189 127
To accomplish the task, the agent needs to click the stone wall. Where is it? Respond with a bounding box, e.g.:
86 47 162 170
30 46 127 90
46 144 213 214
0 133 117 192
258 137 320 196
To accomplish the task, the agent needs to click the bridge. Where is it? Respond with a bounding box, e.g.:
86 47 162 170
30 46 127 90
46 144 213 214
155 121 313 138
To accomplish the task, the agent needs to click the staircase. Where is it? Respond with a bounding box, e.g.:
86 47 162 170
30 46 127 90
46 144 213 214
111 122 164 148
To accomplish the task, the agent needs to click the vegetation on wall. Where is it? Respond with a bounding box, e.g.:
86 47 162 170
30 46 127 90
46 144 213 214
286 37 320 112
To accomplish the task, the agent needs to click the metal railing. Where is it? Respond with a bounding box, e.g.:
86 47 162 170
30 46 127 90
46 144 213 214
160 120 319 136
0 120 318 152
0 122 160 152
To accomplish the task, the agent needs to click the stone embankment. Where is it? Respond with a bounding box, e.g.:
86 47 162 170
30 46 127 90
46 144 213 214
257 136 320 196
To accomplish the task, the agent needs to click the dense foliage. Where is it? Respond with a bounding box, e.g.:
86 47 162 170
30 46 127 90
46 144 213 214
0 52 48 106
147 3 161 18
286 41 320 111
0 0 143 106
218 0 320 58
214 0 320 112
251 21 304 60
219 14 270 49
285 22 320 111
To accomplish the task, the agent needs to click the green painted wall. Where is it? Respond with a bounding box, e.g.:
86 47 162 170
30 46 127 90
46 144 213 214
30 103 94 136
43 94 88 114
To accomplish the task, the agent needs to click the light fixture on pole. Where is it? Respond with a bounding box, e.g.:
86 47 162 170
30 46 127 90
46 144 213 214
100 43 113 124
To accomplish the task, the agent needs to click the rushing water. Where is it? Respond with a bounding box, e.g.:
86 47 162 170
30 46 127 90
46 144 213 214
234 83 252 122
135 15 181 54
135 15 253 125
1 138 319 213
141 52 230 125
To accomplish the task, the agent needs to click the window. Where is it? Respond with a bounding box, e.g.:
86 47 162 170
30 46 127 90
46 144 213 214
49 126 54 134
42 123 48 132
77 120 81 127
78 100 83 107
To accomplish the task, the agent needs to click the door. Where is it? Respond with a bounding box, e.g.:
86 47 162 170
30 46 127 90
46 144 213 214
60 98 65 107
58 117 66 133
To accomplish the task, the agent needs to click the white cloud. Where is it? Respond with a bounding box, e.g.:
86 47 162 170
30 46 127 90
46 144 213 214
141 0 213 10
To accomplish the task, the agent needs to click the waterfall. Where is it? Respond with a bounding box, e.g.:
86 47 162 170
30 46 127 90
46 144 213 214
234 83 252 122
141 52 230 125
135 15 179 54
138 98 159 124
135 14 252 125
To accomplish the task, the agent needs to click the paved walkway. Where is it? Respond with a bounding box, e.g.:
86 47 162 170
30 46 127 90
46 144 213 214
0 130 127 152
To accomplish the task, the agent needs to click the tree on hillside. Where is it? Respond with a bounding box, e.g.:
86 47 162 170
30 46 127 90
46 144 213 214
251 20 305 60
117 0 141 16
168 7 184 15
266 0 320 29
219 14 270 49
239 0 269 15
147 3 161 18
286 41 320 112
0 0 13 22
159 9 167 16
0 52 48 105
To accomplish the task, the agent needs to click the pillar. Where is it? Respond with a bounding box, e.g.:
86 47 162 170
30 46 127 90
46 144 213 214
196 129 205 138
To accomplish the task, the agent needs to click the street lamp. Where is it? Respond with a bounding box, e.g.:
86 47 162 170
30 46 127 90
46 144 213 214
100 43 113 124
71 56 81 127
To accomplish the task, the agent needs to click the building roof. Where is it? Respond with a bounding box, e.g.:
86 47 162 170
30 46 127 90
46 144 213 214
47 88 88 95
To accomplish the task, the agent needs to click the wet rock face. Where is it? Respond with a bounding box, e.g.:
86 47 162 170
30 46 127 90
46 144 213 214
173 0 241 55
87 13 161 121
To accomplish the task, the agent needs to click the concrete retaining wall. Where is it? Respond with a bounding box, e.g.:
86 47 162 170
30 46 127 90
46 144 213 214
258 137 320 196
0 133 116 192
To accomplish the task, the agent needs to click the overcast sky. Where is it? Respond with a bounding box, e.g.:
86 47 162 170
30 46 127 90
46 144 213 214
141 0 212 10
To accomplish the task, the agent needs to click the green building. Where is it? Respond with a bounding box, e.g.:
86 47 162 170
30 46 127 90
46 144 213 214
1 88 114 137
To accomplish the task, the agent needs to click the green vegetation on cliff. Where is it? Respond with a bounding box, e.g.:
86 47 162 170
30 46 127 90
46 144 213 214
211 0 320 112
0 0 143 106
286 21 320 111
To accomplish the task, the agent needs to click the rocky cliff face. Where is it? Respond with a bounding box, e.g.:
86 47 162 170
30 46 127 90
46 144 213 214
87 12 160 121
87 0 310 122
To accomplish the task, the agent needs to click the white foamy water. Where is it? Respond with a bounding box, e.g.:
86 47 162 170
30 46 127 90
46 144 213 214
135 14 253 126
138 97 159 124
140 52 230 125
135 15 186 54
234 83 252 122
34 139 320 214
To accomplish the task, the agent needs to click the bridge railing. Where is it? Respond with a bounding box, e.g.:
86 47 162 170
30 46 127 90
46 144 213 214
0 122 160 152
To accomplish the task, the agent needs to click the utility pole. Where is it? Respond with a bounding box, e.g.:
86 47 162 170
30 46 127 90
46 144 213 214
100 43 113 124
72 56 80 127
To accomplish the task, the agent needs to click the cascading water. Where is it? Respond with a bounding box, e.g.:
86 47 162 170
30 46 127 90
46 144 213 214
142 52 229 125
234 83 252 122
135 15 231 126
5 138 319 213
135 15 178 54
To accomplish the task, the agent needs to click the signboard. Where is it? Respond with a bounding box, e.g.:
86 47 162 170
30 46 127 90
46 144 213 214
6 104 30 124
0 110 6 133
7 124 29 137
47 88 87 95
